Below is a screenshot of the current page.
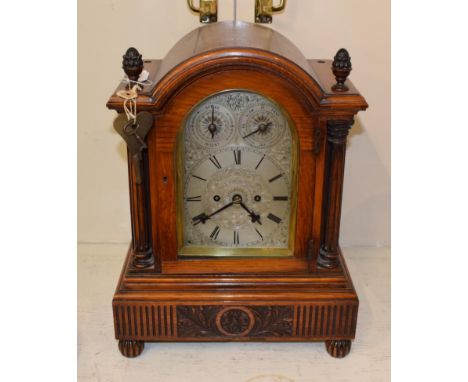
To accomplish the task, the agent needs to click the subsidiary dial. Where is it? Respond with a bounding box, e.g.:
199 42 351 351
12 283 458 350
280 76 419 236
240 103 286 149
185 103 235 149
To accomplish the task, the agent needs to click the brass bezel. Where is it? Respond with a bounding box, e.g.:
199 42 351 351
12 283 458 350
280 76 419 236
176 89 299 258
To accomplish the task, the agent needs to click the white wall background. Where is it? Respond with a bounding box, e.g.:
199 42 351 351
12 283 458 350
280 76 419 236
78 0 390 246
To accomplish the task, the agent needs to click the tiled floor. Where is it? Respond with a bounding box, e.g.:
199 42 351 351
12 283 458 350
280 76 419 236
78 244 390 382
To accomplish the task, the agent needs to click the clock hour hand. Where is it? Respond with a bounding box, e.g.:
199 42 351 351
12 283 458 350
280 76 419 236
239 201 262 225
192 212 209 225
192 201 234 225
242 122 272 139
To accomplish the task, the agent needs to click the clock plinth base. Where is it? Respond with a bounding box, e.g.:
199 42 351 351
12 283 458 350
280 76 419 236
113 246 359 358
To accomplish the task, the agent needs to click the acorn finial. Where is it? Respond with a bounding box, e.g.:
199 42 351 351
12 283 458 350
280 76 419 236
331 48 352 92
122 47 144 83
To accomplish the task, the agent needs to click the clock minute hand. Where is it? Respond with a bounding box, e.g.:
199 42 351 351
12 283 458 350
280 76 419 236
208 201 234 218
242 122 273 139
242 126 261 139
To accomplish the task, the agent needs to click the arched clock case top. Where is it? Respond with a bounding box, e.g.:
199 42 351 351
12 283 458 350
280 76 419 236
108 21 368 358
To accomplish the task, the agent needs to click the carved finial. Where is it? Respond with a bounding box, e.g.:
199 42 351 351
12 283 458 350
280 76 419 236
122 47 144 83
331 48 352 92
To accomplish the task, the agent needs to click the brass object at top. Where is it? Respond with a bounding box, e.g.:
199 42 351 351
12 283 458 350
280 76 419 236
187 0 218 23
255 0 287 24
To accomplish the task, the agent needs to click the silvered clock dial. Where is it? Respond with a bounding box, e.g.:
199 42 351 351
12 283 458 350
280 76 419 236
179 90 297 256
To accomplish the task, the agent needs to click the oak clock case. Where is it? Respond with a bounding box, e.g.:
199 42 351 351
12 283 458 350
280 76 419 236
107 21 368 359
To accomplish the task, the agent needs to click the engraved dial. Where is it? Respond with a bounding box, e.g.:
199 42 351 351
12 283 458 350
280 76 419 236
181 90 295 253
185 103 235 149
184 148 290 247
240 103 286 149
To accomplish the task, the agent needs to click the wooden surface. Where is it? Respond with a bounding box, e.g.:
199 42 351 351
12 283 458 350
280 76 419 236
153 21 317 86
107 20 368 355
106 22 368 112
107 22 367 270
78 244 390 382
146 68 324 268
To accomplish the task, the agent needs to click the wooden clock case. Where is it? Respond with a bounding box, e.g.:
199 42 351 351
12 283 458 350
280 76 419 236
107 21 368 358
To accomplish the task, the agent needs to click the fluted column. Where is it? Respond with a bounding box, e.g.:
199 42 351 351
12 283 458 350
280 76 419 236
128 149 155 270
317 119 353 269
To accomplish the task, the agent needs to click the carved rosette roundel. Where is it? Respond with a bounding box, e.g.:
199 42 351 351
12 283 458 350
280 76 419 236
215 306 255 336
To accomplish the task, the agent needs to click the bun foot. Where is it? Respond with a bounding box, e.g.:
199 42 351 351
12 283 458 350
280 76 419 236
118 340 145 358
325 339 352 358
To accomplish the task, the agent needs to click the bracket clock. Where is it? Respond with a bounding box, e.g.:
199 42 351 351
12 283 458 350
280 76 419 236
107 20 368 359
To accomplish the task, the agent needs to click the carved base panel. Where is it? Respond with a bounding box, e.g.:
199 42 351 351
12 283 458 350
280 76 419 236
113 247 358 358
113 301 358 342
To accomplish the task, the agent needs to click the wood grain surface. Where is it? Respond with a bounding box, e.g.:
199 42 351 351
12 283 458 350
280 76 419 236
106 21 368 358
78 244 390 382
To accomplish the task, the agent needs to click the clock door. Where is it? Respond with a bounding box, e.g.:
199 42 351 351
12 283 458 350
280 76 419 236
177 90 298 257
148 67 323 274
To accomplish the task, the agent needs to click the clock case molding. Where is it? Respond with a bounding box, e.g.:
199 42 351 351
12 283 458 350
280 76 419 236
107 21 368 358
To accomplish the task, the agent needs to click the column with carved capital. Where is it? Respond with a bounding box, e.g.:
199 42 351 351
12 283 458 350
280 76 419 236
128 150 156 270
317 119 353 269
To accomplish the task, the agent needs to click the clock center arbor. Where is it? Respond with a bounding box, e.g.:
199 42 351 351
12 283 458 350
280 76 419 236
107 21 368 358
